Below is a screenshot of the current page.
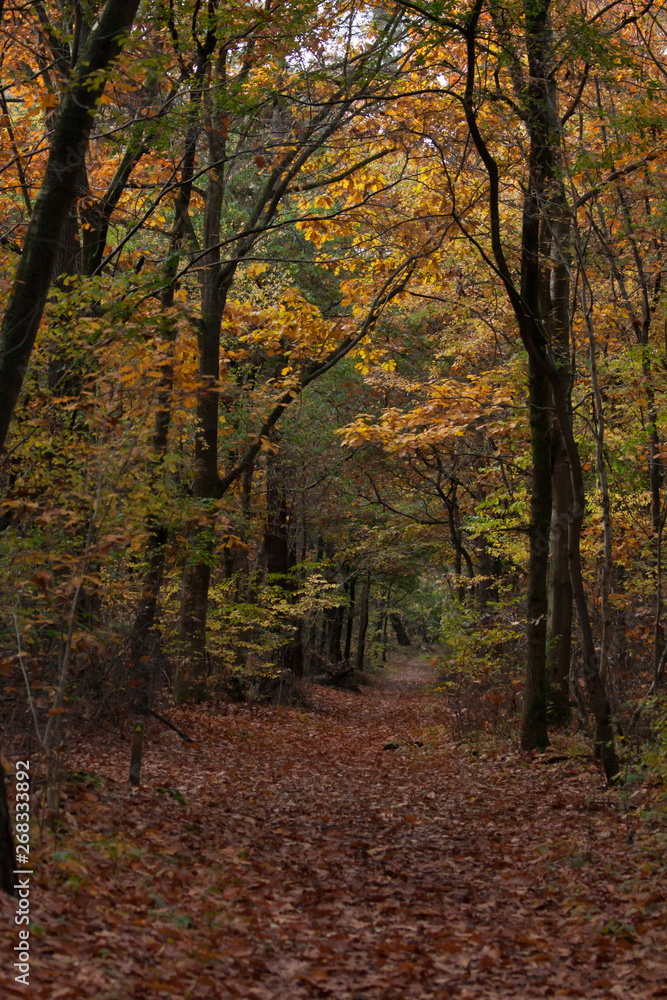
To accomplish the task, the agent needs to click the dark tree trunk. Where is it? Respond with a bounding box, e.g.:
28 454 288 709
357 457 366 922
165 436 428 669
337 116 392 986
47 203 86 397
647 385 664 669
518 40 554 752
454 548 463 603
523 0 617 779
390 612 411 647
176 104 228 699
131 87 201 707
343 572 356 663
521 355 552 750
265 458 291 579
0 0 141 452
328 604 344 664
354 572 371 672
263 454 303 678
460 0 618 777
444 485 473 603
553 380 619 778
377 581 392 661
129 522 168 714
547 432 574 722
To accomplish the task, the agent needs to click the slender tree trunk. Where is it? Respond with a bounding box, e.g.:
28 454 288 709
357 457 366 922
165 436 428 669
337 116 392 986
354 572 371 672
329 607 344 664
647 383 664 670
131 82 202 708
518 19 554 751
582 289 613 689
263 453 304 677
521 354 551 750
454 548 463 603
476 534 496 609
551 381 618 778
175 90 227 699
343 572 356 663
593 82 663 671
460 0 618 777
444 486 473 603
547 432 574 722
129 522 168 713
378 581 392 661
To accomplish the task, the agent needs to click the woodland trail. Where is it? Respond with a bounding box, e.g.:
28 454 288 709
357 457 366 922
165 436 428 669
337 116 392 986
2 654 667 999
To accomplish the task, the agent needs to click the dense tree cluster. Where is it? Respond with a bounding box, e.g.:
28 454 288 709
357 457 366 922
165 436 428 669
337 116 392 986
2 0 667 799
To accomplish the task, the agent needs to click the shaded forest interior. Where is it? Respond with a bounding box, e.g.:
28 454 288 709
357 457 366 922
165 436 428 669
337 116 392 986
1 0 667 993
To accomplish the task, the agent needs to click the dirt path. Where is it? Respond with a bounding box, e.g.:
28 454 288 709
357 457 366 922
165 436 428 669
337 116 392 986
2 654 666 998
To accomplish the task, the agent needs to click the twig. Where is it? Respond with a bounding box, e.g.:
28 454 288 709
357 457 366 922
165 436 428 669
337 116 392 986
148 709 193 743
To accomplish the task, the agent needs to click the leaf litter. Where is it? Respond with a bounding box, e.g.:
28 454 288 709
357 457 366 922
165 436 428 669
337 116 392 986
1 656 666 998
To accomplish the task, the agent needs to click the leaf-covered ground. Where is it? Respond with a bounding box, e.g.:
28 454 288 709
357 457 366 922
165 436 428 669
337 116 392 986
2 655 667 999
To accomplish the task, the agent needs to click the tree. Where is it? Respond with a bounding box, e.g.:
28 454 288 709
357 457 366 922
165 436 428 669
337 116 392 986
0 0 142 450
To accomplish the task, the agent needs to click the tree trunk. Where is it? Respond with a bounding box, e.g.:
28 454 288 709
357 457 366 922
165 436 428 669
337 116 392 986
521 354 551 750
583 287 613 692
390 612 411 647
131 83 201 705
354 572 371 672
175 105 227 699
328 604 344 664
129 522 168 714
264 454 303 677
461 0 618 778
550 374 618 778
0 0 141 452
343 572 356 663
547 431 574 722
647 384 664 670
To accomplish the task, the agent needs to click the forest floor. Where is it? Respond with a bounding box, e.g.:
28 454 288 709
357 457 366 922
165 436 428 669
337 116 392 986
1 652 667 999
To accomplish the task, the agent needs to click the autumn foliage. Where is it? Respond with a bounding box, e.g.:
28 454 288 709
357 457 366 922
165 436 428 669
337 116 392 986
1 0 667 992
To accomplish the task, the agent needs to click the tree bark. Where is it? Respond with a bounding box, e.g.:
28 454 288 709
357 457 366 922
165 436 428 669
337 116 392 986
343 572 356 663
328 604 344 664
444 484 473 603
460 0 618 778
547 432 574 722
175 74 227 698
521 354 551 750
264 453 303 677
390 612 411 647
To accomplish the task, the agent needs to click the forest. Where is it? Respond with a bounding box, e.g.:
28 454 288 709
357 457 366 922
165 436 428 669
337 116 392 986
0 0 667 996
